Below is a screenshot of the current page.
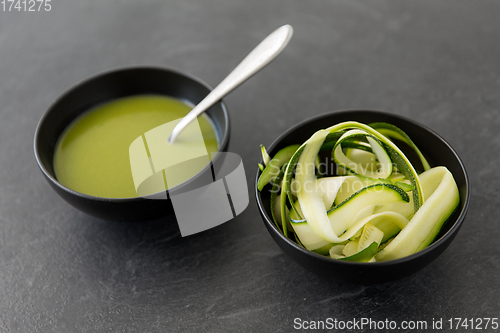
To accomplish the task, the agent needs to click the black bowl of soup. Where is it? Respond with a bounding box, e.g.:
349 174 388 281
34 67 230 222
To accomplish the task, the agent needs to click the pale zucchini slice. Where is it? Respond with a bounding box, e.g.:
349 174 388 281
358 223 384 251
332 223 385 262
289 200 331 252
334 176 373 205
340 242 379 262
314 176 350 208
369 212 410 243
376 167 460 261
374 195 415 221
342 241 360 257
329 245 345 259
311 243 335 256
327 184 409 237
295 130 339 242
346 148 377 172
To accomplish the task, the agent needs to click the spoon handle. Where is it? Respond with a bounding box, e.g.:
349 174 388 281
168 24 293 144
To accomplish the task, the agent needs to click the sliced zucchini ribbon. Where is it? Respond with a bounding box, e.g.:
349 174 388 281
258 121 460 262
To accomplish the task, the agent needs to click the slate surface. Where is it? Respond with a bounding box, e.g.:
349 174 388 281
0 0 499 332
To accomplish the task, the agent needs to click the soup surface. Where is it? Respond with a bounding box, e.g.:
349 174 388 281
54 95 219 198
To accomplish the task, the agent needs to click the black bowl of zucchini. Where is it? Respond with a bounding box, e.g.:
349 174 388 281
255 110 469 284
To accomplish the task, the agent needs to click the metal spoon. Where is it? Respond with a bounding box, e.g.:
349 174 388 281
168 24 293 144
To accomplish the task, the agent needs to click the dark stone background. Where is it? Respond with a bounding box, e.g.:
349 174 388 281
0 1 498 332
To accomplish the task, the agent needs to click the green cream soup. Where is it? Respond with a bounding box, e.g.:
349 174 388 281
54 95 219 198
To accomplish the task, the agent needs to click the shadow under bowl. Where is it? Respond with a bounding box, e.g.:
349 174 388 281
34 67 229 222
255 110 470 284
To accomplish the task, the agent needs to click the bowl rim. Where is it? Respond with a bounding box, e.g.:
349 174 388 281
255 109 470 267
33 65 230 202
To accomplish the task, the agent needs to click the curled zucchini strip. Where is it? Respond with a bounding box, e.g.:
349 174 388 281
369 122 431 171
257 144 300 191
270 163 288 231
333 130 392 179
375 167 459 261
295 130 340 242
